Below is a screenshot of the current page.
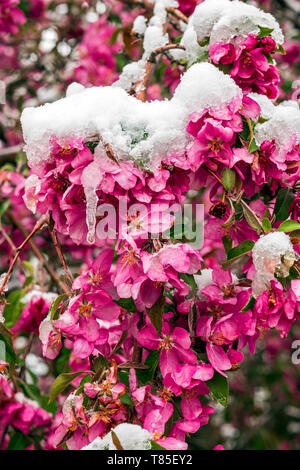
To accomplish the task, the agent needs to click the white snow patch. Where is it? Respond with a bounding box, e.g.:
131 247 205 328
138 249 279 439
82 423 152 450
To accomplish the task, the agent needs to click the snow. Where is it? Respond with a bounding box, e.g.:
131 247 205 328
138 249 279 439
82 423 152 450
25 353 49 376
254 102 300 154
173 62 242 112
21 63 242 174
22 288 57 305
143 26 168 56
0 273 8 292
248 93 276 120
194 269 213 299
15 392 39 409
133 15 147 35
114 60 146 93
194 268 238 299
66 82 85 97
252 232 296 297
180 0 283 64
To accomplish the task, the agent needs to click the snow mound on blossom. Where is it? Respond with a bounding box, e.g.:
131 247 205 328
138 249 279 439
22 288 57 305
81 424 152 450
133 15 147 35
15 392 39 409
173 62 242 112
180 0 283 64
247 93 276 120
252 232 296 297
194 269 214 300
21 63 241 173
194 268 238 300
254 102 300 152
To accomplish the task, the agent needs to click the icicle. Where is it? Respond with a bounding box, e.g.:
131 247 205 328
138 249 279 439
84 186 98 244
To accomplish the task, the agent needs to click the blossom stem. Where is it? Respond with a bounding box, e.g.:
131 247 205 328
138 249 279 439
202 165 223 185
245 117 254 142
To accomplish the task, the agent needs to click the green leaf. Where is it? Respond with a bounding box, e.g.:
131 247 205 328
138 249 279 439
118 369 130 387
222 240 255 270
6 431 32 450
55 346 71 375
49 371 89 403
248 138 260 153
110 27 121 45
207 372 229 406
49 294 68 320
150 440 166 450
278 220 300 233
120 393 134 406
221 167 235 192
19 381 58 414
265 53 274 64
274 188 294 221
241 296 255 312
4 290 25 329
0 199 10 217
136 350 160 387
222 235 233 255
75 374 92 396
92 354 109 381
242 203 262 234
0 333 19 365
277 44 286 55
262 218 272 233
178 273 198 294
21 261 34 278
85 141 98 154
258 26 274 38
115 53 127 72
146 293 164 334
0 321 13 339
115 297 137 313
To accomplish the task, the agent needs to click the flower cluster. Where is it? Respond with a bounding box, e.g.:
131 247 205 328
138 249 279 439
210 34 280 98
0 0 26 36
0 373 51 449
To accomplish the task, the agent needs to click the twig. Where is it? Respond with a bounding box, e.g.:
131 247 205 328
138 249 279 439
98 136 120 165
50 228 74 286
136 44 185 101
118 362 149 369
5 211 70 294
0 221 25 274
0 215 48 295
110 330 128 358
0 145 23 159
19 332 35 379
166 7 188 23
